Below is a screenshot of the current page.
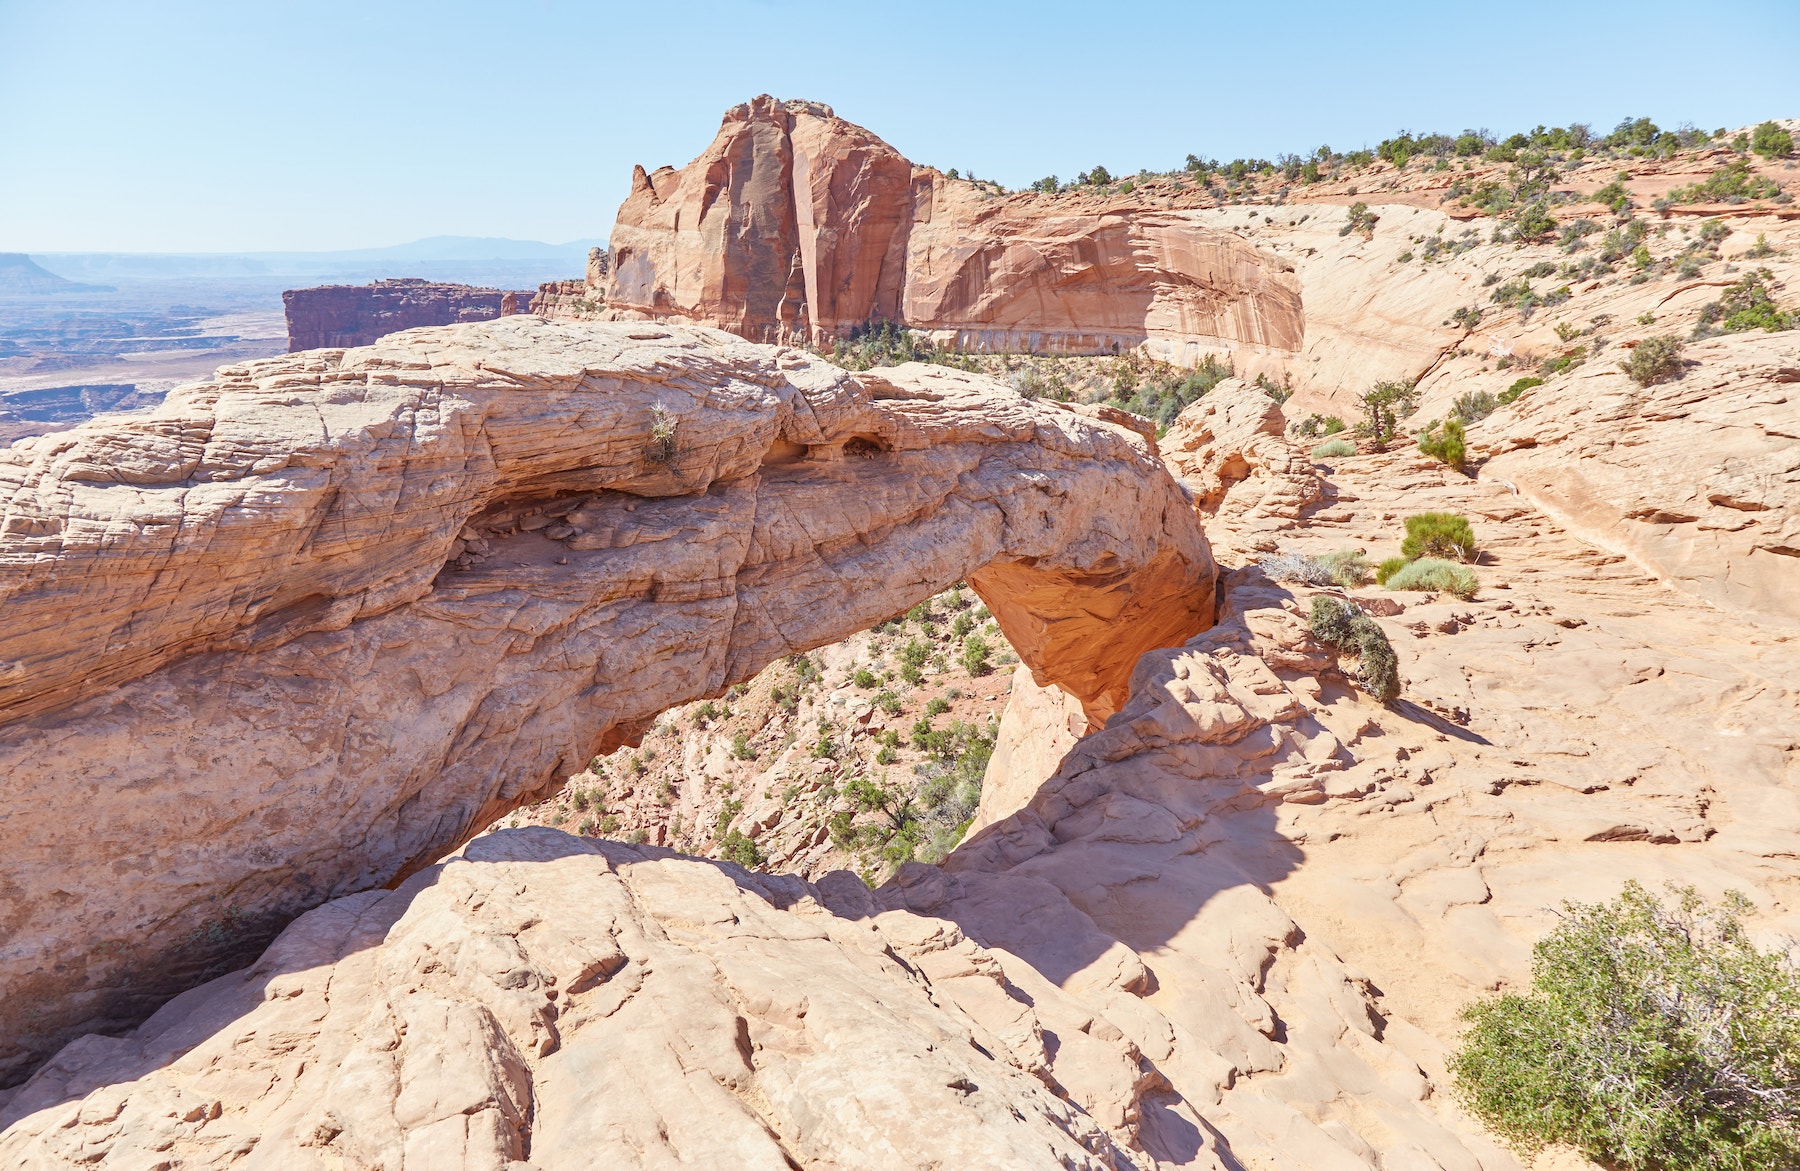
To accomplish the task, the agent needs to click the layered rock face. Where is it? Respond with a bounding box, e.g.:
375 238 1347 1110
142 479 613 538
604 96 915 343
588 96 1304 359
281 278 534 351
0 317 1213 1084
1482 331 1800 624
903 181 1304 358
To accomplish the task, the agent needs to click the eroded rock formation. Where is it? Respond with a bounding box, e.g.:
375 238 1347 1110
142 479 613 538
587 96 1305 360
604 96 914 344
281 278 535 352
0 317 1213 1085
1481 332 1800 624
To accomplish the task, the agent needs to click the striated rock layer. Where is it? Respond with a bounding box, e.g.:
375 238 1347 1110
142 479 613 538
281 278 534 352
0 317 1213 1085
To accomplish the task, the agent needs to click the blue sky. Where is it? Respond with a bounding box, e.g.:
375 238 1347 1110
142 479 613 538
4 0 1796 253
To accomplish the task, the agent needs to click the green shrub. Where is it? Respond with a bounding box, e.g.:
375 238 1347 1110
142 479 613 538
1307 597 1400 702
729 733 756 761
1356 379 1420 449
924 696 950 718
1512 201 1557 242
852 668 878 689
1383 558 1479 599
960 634 992 677
1695 268 1793 336
1497 376 1542 405
1450 391 1499 423
1374 555 1409 585
1402 512 1477 562
1293 412 1348 439
874 689 902 715
1312 437 1358 459
1750 120 1795 161
1540 346 1587 376
1416 418 1467 471
1621 335 1685 386
1340 202 1380 238
720 829 764 869
1451 882 1800 1170
1592 179 1631 214
1667 160 1782 205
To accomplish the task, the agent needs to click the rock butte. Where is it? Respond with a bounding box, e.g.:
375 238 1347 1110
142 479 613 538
282 278 536 352
3 101 1800 1169
0 316 1213 1087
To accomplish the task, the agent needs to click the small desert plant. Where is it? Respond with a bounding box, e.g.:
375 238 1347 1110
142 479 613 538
1260 552 1334 586
1292 412 1345 439
960 634 992 676
645 403 678 462
1262 549 1374 588
1497 376 1541 406
1308 596 1400 702
729 733 756 761
1751 120 1795 160
1620 335 1685 386
1340 201 1380 238
1695 268 1793 336
1451 882 1800 1171
851 668 878 689
720 829 764 869
1318 549 1375 586
1312 437 1358 459
1383 557 1479 599
1402 512 1477 562
874 689 903 715
1416 418 1467 471
1450 391 1499 423
1357 379 1420 448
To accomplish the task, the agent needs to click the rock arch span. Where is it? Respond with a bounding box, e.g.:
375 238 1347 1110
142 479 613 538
0 317 1213 1083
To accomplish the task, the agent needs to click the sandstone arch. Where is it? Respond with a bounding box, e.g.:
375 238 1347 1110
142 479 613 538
0 317 1213 1083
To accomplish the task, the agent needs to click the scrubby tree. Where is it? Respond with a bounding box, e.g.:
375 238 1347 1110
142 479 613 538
1452 882 1800 1171
1751 120 1795 160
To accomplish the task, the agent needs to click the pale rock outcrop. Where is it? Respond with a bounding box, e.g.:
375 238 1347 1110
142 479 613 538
1481 330 1800 625
9 393 1800 1170
1160 377 1325 558
0 575 1513 1171
0 318 1213 1082
972 665 1090 838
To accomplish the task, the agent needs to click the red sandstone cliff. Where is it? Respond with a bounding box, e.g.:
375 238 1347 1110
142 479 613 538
583 96 1303 358
282 278 536 352
604 97 913 343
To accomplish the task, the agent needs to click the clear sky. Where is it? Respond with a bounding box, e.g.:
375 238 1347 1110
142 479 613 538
4 0 1796 253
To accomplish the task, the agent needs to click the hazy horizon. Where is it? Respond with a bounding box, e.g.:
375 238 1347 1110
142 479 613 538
4 0 1797 253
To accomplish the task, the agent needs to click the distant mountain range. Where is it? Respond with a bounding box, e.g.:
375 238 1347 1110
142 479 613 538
24 237 606 283
0 253 115 293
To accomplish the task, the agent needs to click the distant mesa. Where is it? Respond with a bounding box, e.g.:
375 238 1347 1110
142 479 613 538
281 277 538 351
0 253 114 294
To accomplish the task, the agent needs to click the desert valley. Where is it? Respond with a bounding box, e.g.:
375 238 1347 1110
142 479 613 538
1 90 1798 1171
